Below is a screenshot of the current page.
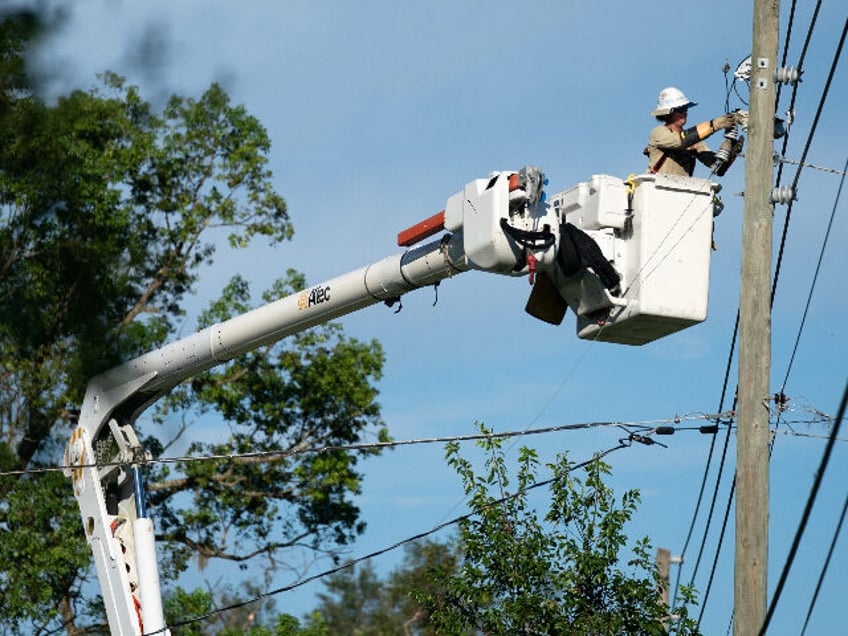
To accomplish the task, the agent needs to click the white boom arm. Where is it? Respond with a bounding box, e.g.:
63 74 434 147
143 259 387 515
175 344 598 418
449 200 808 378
65 167 717 635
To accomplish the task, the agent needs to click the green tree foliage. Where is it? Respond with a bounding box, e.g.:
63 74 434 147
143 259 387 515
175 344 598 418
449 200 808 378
414 429 702 636
160 436 701 635
302 539 463 635
163 583 328 636
0 17 385 634
163 539 462 635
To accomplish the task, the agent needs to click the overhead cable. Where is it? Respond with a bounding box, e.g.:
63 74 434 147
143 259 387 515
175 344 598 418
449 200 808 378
799 489 848 635
759 382 848 635
772 428 848 443
775 0 799 108
779 154 847 392
772 154 848 176
671 312 739 614
695 399 844 630
774 0 821 188
771 16 847 306
685 409 735 605
696 474 736 629
0 414 725 478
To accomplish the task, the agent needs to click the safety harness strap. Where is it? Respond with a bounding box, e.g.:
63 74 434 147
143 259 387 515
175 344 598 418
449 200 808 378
561 223 621 293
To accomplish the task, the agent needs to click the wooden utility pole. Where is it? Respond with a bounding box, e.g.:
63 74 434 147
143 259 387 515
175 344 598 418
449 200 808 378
656 547 671 632
656 547 671 606
735 0 779 634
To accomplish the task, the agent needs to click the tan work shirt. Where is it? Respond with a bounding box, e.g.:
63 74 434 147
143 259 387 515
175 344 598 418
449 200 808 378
646 125 715 176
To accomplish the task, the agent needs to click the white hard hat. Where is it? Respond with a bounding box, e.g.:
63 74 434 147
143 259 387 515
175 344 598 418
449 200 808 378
650 86 697 116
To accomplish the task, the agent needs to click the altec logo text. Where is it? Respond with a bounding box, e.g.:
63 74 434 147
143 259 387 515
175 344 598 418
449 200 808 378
297 286 331 310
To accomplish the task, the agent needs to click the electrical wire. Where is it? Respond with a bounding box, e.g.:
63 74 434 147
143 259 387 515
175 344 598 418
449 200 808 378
774 0 799 109
774 0 821 191
779 154 847 392
772 428 848 443
684 405 735 601
695 410 778 631
771 15 846 307
671 412 840 630
759 382 848 635
671 314 739 625
696 399 846 631
155 406 842 635
799 488 848 635
149 441 635 636
669 431 718 610
696 471 735 629
0 414 722 478
772 154 848 176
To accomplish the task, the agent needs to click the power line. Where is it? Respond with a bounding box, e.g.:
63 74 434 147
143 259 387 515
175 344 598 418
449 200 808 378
697 472 735 629
15 406 836 482
774 0 821 189
800 488 848 635
759 381 848 635
772 428 848 443
685 409 735 601
158 404 838 634
673 318 741 625
759 17 848 629
15 407 840 482
780 154 847 392
774 0 799 108
773 153 848 177
694 398 845 631
0 414 723 478
771 15 847 306
670 310 739 616
738 151 848 177
693 401 844 630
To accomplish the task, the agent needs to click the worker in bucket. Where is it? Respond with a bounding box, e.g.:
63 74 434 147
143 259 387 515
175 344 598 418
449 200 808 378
645 87 743 177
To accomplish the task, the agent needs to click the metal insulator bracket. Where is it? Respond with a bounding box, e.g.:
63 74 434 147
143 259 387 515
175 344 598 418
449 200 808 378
771 185 797 205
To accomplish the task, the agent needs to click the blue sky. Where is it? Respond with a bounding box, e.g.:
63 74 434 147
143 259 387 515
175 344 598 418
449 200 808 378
35 1 847 633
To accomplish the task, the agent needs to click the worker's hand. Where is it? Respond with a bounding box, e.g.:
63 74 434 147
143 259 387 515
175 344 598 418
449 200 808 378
711 114 736 131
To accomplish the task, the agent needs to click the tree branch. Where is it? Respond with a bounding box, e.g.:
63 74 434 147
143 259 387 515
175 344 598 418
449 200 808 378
163 529 312 563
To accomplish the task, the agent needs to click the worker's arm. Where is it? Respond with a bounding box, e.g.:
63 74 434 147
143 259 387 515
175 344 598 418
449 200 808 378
650 114 736 151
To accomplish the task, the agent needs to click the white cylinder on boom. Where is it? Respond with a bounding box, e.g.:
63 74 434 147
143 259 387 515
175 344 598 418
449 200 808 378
133 518 168 636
